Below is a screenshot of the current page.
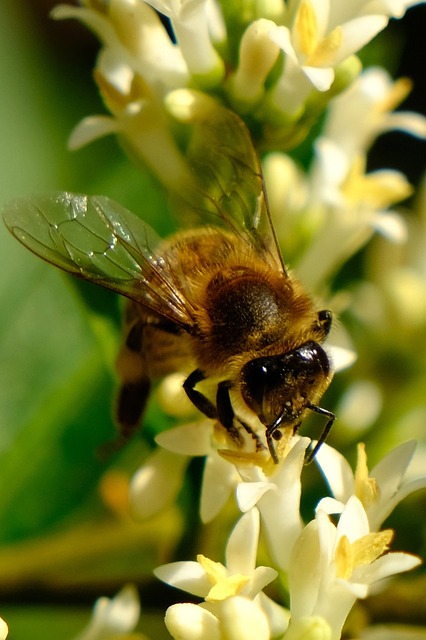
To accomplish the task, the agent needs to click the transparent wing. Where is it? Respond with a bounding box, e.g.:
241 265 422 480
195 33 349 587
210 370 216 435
3 192 194 329
175 102 286 274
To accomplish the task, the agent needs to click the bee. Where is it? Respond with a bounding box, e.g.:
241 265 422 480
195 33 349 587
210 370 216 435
3 104 334 464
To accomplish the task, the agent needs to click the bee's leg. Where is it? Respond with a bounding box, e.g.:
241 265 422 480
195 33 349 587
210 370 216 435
217 382 265 451
216 381 244 445
304 405 336 464
183 369 218 420
116 378 151 441
114 319 151 445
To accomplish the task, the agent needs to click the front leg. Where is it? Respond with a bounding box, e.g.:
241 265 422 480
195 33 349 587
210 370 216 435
217 381 264 451
216 381 243 444
183 371 242 445
183 369 217 420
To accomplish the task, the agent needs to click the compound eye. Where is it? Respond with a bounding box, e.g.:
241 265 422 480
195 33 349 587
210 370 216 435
240 358 272 416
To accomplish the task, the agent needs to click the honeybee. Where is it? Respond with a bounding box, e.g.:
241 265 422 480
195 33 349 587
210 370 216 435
3 104 334 464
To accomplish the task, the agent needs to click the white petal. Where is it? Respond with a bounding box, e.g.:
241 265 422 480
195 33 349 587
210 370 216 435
218 596 270 640
156 421 212 456
155 561 212 598
355 552 421 585
68 116 120 150
312 137 350 196
327 344 357 372
302 65 335 91
258 438 308 570
269 25 299 62
333 15 389 64
284 616 333 640
130 448 188 519
338 580 369 599
309 0 331 39
315 443 355 502
384 111 426 139
165 603 220 640
76 585 139 640
371 441 417 500
236 482 274 512
369 476 426 531
51 5 114 43
226 509 260 574
200 453 238 523
371 211 408 243
97 47 134 94
361 0 420 18
316 496 346 514
316 507 338 563
337 496 369 542
288 520 322 619
255 592 290 637
248 566 279 596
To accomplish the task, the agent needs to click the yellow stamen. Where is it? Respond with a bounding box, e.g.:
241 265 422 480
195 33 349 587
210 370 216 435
335 535 353 579
197 554 250 602
354 443 379 508
206 575 251 602
342 155 413 208
377 77 412 114
335 529 394 579
295 0 318 56
311 26 342 66
197 554 227 583
352 529 394 566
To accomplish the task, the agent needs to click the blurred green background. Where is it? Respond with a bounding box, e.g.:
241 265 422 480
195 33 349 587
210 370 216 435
0 2 425 638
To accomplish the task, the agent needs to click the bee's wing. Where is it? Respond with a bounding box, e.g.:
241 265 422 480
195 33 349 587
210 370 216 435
3 192 194 329
175 104 287 274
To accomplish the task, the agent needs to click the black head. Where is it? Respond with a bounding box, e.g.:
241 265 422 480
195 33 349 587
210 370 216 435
240 341 333 462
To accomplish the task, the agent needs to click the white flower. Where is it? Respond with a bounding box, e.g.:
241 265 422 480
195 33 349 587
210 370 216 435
263 67 422 290
130 447 190 520
320 67 426 163
293 148 410 289
144 0 225 84
53 1 190 190
53 1 189 93
315 441 426 531
73 585 140 640
131 408 314 528
287 496 421 640
236 436 310 571
130 419 240 522
228 19 281 109
265 0 389 115
155 508 289 639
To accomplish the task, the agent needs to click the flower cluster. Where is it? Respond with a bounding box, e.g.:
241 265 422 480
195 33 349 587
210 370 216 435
159 440 424 640
264 66 425 292
52 0 424 184
77 440 426 640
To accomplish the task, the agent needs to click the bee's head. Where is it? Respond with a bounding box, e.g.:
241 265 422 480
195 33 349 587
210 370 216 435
240 341 332 430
